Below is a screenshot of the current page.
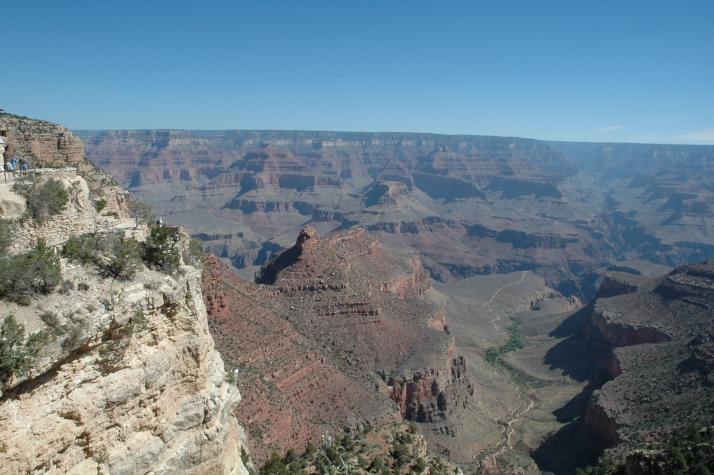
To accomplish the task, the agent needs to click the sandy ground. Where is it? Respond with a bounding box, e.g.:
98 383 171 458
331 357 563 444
433 272 586 473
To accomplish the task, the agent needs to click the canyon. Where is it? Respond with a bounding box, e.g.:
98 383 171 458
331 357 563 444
203 224 475 465
77 129 714 300
75 127 714 473
2 111 713 474
534 260 714 473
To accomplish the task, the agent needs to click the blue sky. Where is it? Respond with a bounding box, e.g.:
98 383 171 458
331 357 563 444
3 1 713 143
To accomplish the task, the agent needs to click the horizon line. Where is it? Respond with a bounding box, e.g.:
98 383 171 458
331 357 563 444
71 127 714 148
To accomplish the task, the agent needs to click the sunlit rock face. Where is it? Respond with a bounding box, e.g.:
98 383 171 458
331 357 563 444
79 129 714 300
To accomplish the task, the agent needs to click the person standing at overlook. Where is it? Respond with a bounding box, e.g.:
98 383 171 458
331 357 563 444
0 132 6 182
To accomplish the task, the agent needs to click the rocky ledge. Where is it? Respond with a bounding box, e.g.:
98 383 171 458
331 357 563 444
544 261 714 470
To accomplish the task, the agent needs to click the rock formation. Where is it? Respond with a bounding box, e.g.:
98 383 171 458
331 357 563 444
203 226 473 464
79 129 714 300
0 115 249 474
2 113 129 217
538 260 714 471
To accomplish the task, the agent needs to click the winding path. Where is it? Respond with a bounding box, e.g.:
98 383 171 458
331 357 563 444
476 270 535 472
482 271 527 309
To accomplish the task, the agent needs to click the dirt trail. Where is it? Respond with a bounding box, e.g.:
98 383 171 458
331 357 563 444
483 271 527 309
476 271 535 472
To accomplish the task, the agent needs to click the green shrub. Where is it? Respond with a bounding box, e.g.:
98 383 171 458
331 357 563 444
0 239 61 302
369 455 385 471
241 446 250 468
62 322 85 351
64 233 143 281
0 219 11 256
391 442 410 467
184 238 207 270
260 453 288 475
13 178 69 223
130 309 148 332
39 311 60 331
0 315 38 385
62 234 101 264
93 198 107 213
105 237 142 280
143 225 180 274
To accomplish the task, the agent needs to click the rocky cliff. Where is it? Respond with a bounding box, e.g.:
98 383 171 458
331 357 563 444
0 116 249 474
78 129 714 300
0 257 249 474
2 113 129 218
539 261 714 471
203 225 473 464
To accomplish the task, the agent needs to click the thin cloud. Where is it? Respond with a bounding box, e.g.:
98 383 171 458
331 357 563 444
629 129 714 145
672 129 714 142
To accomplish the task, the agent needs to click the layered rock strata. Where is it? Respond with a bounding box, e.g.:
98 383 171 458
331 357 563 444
0 114 249 474
542 261 714 470
204 226 472 464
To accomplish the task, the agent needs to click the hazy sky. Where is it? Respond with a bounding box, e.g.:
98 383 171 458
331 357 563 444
3 1 713 143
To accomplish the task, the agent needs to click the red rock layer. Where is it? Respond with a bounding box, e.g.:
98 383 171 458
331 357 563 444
203 226 469 464
204 256 397 464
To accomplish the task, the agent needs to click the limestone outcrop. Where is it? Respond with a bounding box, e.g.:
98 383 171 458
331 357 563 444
6 168 127 254
1 113 129 219
0 261 249 474
0 114 250 475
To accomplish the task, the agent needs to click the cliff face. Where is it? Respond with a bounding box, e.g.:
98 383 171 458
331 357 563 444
1 114 84 168
388 355 473 426
540 261 714 471
204 226 472 464
0 263 248 475
1 113 129 219
0 116 249 474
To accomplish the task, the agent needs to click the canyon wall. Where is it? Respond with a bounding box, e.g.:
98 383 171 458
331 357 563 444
0 115 249 474
203 225 472 464
539 262 714 471
79 129 714 300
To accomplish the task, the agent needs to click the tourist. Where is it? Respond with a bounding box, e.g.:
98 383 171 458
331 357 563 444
0 133 6 182
19 156 29 175
7 154 18 176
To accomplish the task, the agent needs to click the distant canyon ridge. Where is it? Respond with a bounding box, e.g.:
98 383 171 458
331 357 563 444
76 129 714 298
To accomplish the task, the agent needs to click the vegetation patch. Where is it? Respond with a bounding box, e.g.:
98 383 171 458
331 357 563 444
12 178 69 223
257 423 456 475
0 239 61 303
0 315 46 386
93 198 107 214
485 319 525 365
0 219 11 256
183 238 207 271
130 309 148 332
143 225 180 274
63 233 144 281
105 237 142 280
578 426 714 475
